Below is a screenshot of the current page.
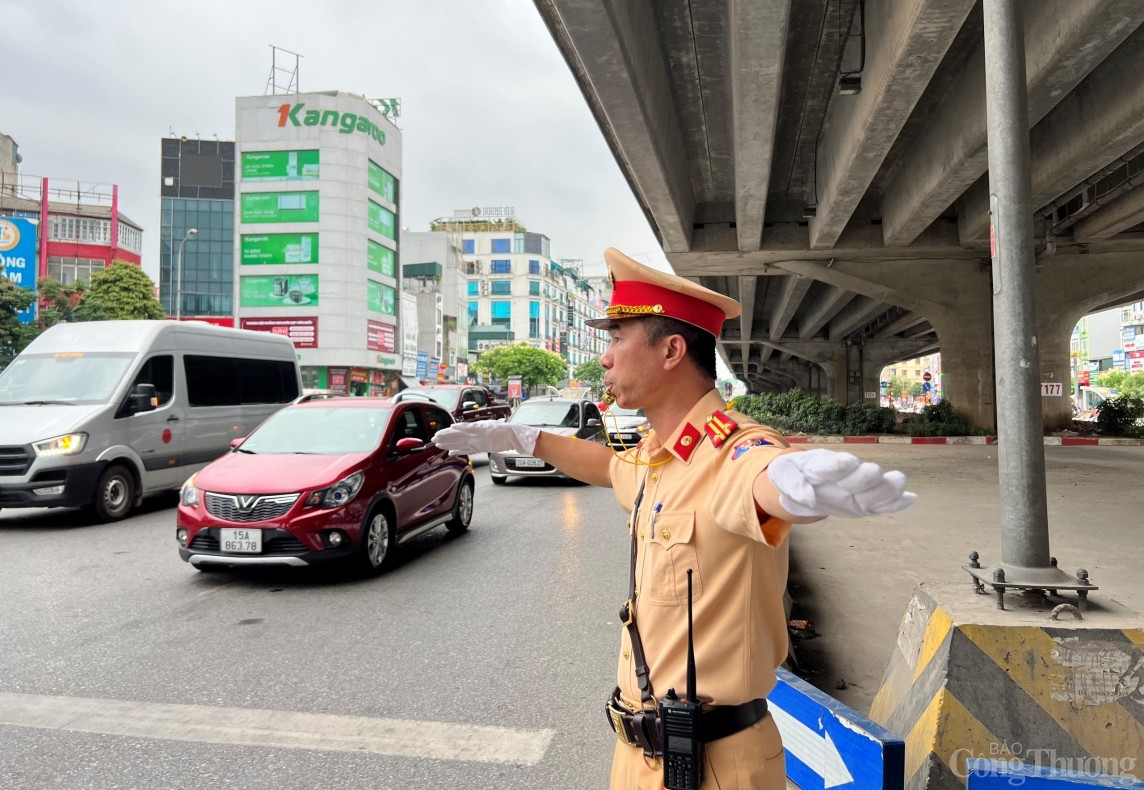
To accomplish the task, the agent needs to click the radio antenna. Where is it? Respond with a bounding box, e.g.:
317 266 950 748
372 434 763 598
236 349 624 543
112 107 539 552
686 569 697 701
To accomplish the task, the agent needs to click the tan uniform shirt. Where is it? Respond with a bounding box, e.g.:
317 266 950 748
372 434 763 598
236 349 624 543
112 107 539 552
610 389 792 709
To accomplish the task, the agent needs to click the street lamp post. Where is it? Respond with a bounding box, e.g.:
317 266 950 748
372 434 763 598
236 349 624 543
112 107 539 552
174 228 198 321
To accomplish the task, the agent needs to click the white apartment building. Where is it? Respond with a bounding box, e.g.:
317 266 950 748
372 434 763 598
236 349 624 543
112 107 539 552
428 211 608 378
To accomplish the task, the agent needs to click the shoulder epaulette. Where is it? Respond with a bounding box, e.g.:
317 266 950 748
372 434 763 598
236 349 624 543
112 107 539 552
704 410 739 448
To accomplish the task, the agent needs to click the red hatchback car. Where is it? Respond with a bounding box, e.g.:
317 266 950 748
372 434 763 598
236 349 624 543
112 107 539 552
175 395 474 573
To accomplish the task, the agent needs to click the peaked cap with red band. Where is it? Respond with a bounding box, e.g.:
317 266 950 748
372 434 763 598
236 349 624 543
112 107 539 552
584 248 741 337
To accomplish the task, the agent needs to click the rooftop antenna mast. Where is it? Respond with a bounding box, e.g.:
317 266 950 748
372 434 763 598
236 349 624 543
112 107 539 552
266 45 302 95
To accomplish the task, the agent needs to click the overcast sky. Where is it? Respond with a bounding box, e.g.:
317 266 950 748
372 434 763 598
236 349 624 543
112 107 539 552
2 0 672 283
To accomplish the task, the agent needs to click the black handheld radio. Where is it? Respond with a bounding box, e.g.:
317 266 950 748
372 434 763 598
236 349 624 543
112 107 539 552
659 569 702 789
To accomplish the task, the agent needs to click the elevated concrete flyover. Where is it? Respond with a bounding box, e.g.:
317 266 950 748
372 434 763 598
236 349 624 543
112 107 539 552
534 0 1144 430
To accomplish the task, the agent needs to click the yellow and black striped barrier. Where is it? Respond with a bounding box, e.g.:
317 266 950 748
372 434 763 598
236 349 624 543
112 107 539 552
870 584 1144 790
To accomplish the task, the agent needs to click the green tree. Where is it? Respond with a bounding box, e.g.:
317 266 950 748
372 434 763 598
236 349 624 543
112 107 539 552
34 277 86 330
475 343 566 393
0 276 37 366
887 375 923 399
1095 370 1144 398
572 357 605 390
73 261 165 322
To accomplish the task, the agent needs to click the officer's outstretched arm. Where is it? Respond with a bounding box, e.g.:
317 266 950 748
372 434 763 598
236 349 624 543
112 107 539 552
432 419 615 488
532 431 615 487
757 448 916 521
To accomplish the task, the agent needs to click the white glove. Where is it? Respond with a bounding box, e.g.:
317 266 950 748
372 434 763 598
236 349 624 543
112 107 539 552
431 419 541 456
767 449 916 518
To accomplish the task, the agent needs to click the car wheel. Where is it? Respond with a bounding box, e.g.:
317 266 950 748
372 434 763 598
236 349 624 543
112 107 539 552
92 464 135 522
446 478 474 534
490 474 507 485
358 506 396 573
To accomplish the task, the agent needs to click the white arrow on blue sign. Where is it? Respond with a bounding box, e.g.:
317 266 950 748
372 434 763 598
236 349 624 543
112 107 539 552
768 668 904 790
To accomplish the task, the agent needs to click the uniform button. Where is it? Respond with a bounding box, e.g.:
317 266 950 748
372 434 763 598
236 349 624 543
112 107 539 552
622 648 630 659
634 587 639 596
661 530 671 540
639 530 645 539
651 473 659 483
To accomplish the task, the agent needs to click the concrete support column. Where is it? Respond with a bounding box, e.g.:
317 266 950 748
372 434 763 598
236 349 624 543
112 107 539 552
1036 316 1078 431
927 309 997 431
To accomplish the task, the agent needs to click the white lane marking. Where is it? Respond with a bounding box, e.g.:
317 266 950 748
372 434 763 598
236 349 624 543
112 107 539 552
0 692 554 766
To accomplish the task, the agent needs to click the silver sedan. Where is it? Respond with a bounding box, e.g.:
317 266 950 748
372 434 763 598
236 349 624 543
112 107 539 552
488 398 605 484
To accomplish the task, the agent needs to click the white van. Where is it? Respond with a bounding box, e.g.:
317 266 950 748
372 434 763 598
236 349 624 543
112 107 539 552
0 320 301 521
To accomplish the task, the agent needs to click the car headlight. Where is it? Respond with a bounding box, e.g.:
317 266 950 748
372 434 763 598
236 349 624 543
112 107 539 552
32 433 88 457
180 475 199 507
304 471 365 509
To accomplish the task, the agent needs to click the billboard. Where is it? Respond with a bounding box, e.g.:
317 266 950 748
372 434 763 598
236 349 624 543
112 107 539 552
0 217 38 324
241 150 320 182
366 320 396 353
367 160 397 203
241 233 318 265
240 317 318 348
239 274 319 308
367 240 395 276
367 200 395 239
367 279 395 315
241 191 319 223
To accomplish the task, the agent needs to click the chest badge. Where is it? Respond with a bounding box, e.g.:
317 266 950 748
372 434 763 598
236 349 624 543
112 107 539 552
704 411 739 448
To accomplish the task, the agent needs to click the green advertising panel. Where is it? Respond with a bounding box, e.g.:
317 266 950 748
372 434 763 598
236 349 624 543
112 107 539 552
241 233 319 265
367 240 395 276
242 150 320 181
240 274 320 307
367 279 396 315
367 160 398 203
241 191 320 224
367 200 396 240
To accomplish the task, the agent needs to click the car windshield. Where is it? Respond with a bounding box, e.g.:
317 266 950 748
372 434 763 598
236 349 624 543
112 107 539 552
402 388 459 410
607 405 645 418
241 406 393 454
510 401 581 428
0 352 138 405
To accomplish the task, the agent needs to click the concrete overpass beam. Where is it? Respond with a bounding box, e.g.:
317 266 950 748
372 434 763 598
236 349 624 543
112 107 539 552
1073 184 1144 242
808 0 975 250
737 275 758 342
770 274 813 340
959 23 1144 243
534 0 695 251
828 297 891 341
729 0 790 251
881 0 1144 247
799 285 854 340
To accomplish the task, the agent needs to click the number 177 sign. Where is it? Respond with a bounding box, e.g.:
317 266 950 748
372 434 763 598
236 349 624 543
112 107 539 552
1040 382 1064 397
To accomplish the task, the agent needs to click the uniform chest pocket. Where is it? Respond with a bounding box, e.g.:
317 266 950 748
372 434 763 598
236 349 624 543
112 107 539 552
643 511 703 606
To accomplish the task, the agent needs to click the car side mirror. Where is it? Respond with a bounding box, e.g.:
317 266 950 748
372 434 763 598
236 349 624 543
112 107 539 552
128 383 158 415
230 437 246 449
394 437 424 453
462 401 479 411
586 418 601 427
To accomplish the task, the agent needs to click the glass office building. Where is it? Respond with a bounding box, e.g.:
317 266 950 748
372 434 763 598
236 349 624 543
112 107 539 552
159 138 236 321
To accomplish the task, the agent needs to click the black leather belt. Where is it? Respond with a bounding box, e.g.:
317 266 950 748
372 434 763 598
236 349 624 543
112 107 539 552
606 688 768 757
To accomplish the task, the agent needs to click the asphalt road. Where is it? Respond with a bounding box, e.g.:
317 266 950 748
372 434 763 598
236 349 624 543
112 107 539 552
4 445 1141 787
0 458 631 790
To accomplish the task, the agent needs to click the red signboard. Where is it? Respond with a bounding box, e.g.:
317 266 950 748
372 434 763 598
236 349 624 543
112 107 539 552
328 367 349 394
922 371 932 382
240 317 318 348
366 320 396 353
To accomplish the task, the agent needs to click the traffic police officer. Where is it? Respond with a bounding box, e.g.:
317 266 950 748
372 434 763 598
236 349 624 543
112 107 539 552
433 248 916 789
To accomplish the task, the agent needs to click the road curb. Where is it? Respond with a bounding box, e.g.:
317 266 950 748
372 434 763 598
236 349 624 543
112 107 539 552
784 435 1144 446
